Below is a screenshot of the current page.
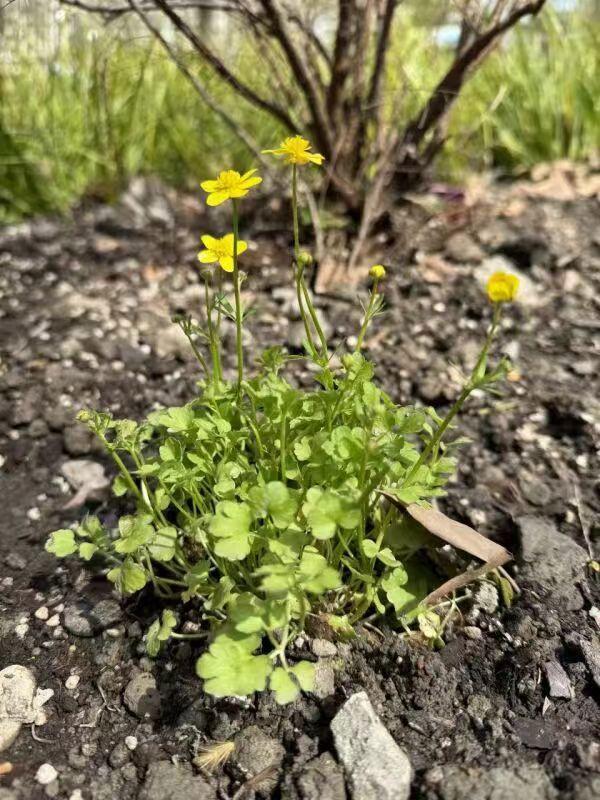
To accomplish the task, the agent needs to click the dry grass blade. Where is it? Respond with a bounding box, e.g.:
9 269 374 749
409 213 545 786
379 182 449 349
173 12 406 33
381 493 512 605
382 494 512 564
193 740 235 773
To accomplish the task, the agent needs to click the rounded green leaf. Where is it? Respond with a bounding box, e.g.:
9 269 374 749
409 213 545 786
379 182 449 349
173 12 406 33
46 529 77 557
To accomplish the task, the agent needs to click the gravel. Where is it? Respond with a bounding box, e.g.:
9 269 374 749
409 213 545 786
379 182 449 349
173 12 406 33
63 598 123 637
139 762 215 800
123 673 161 720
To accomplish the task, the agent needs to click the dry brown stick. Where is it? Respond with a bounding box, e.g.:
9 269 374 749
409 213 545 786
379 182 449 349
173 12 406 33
152 0 297 133
423 551 510 607
127 0 269 168
381 492 513 606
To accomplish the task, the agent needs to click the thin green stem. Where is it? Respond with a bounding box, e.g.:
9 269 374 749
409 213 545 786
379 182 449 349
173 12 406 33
291 164 318 359
407 304 504 482
232 199 244 387
204 276 222 384
291 167 327 359
279 409 287 480
356 279 379 351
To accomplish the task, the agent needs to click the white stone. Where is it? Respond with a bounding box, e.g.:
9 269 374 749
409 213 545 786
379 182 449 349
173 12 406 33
65 675 80 691
125 735 138 751
0 665 54 750
331 692 412 800
35 607 50 621
46 614 61 628
35 763 58 785
15 623 29 639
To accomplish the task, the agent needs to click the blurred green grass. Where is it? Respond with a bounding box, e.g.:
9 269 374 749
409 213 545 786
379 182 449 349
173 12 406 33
0 7 597 222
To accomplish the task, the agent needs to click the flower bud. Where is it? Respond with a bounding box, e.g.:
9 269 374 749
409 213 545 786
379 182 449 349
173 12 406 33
369 264 386 280
486 271 519 303
297 251 313 268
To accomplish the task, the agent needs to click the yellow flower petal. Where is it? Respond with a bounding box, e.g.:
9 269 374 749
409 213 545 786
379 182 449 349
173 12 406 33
201 235 218 249
263 135 324 167
237 240 248 256
240 175 263 189
198 250 217 263
200 180 219 192
219 256 234 272
240 168 258 181
220 233 235 252
206 191 230 207
228 187 249 199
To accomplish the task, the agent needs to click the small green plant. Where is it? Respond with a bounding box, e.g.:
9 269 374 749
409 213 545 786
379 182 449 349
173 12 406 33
46 137 519 703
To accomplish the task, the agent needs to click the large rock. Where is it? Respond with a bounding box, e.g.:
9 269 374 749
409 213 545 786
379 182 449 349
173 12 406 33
517 515 587 610
0 665 53 752
331 692 412 800
139 762 215 800
425 763 556 800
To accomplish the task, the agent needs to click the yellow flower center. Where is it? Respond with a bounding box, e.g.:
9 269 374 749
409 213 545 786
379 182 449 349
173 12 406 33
216 170 243 189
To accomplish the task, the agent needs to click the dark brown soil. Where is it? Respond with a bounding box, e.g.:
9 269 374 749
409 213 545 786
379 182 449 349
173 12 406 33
1 167 599 799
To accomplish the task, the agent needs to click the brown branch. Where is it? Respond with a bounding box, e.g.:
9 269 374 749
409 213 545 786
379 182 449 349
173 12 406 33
399 0 547 155
126 0 269 168
366 0 398 113
151 0 297 133
327 0 355 123
256 0 332 157
60 0 240 16
286 10 332 69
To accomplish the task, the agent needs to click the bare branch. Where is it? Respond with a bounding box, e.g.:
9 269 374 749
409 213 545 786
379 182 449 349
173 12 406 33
151 0 297 133
60 0 240 16
398 0 547 159
327 0 355 123
367 0 399 113
286 9 332 69
126 0 270 169
256 0 332 157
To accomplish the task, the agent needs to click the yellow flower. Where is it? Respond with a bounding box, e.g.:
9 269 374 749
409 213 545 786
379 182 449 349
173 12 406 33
486 271 519 303
369 264 386 280
200 169 262 206
262 136 324 166
197 234 248 272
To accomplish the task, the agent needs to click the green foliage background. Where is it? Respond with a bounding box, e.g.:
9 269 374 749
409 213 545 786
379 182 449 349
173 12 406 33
0 6 598 221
